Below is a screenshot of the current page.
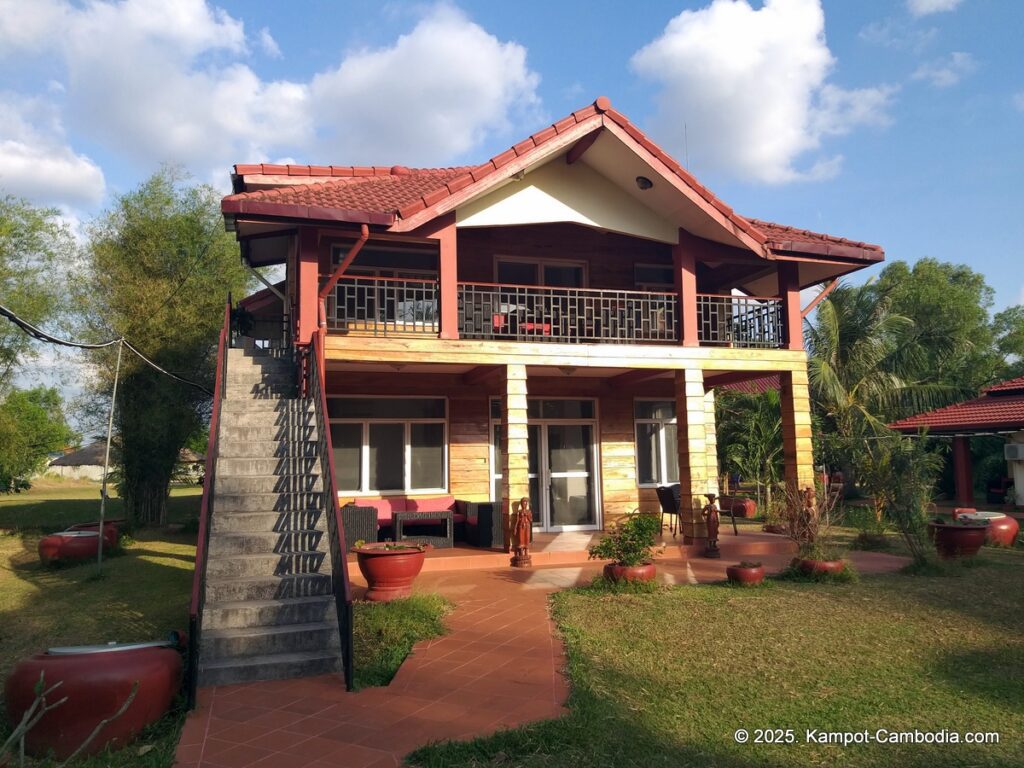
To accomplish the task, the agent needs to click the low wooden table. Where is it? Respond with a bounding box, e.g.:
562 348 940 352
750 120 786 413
393 510 454 549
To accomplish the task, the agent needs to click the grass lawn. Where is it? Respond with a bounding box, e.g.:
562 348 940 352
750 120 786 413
0 477 201 532
411 547 1024 768
353 594 452 689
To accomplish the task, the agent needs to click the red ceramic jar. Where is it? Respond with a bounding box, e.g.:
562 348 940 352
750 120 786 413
354 543 429 601
797 558 845 576
930 521 988 559
603 563 657 583
726 564 765 585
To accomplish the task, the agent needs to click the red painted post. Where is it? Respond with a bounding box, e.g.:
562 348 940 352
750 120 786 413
674 229 698 347
952 436 974 507
416 213 458 339
295 227 320 346
778 261 803 351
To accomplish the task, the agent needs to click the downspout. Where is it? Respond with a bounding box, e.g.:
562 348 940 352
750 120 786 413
318 224 369 327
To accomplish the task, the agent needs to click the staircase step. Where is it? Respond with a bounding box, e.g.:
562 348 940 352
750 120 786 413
202 621 340 660
205 573 334 602
219 424 318 443
206 550 330 579
218 457 321 476
215 491 324 513
220 399 314 413
215 474 323 495
219 410 317 429
201 596 336 631
208 530 327 556
199 650 342 687
211 510 326 534
217 440 319 459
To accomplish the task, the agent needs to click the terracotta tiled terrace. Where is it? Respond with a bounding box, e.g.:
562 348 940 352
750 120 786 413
175 532 908 768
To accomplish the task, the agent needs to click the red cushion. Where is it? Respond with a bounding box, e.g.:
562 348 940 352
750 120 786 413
406 496 455 512
354 497 408 523
452 512 467 525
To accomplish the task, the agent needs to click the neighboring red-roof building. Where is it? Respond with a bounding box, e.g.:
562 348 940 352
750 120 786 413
890 376 1024 507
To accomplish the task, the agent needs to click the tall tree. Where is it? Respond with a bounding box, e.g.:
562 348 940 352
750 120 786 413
872 258 1003 392
993 305 1024 379
0 387 78 492
715 389 783 511
0 197 74 388
82 169 250 525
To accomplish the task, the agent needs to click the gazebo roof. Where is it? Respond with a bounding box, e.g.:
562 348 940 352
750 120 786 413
889 375 1024 434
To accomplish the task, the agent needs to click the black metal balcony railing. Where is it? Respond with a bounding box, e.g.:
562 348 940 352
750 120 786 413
328 276 438 335
458 282 679 344
696 294 784 349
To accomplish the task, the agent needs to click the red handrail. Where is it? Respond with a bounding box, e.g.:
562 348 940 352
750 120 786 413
337 274 439 285
458 280 677 297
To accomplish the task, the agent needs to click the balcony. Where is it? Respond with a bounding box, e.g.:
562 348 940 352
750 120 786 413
327 276 784 348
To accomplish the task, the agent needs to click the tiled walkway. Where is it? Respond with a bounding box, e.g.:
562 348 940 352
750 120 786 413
175 543 908 768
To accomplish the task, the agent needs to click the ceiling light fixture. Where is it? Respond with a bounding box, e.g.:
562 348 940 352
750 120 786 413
635 175 653 190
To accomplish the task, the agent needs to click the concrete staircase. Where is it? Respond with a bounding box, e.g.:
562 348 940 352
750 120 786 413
198 346 343 687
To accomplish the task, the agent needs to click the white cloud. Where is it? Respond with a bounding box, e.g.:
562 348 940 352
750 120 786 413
859 19 937 53
912 51 976 88
631 0 895 184
0 1 542 199
310 5 540 165
0 93 105 207
257 27 281 59
907 0 965 18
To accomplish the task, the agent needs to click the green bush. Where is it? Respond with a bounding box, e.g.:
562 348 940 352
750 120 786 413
587 513 661 567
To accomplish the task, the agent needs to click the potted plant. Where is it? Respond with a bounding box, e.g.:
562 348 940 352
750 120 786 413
352 540 430 602
726 560 765 586
783 483 847 576
588 514 662 583
761 497 787 535
928 513 990 559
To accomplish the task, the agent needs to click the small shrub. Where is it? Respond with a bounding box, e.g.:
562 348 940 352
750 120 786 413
587 513 662 567
582 575 661 594
775 561 858 584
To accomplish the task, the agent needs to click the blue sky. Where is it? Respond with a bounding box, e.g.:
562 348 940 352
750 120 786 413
1 0 1022 312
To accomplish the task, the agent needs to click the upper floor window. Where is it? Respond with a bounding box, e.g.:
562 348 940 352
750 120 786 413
635 263 674 292
495 258 586 288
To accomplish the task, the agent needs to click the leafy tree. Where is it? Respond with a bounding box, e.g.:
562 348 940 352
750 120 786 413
872 259 1003 392
81 169 251 525
715 389 783 511
0 386 78 492
993 305 1024 378
0 196 74 388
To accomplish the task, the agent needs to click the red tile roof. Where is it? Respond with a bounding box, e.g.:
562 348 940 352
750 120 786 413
224 97 881 262
889 376 1024 433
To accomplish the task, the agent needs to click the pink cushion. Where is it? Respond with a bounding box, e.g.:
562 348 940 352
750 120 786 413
406 496 455 512
452 512 467 525
354 497 408 523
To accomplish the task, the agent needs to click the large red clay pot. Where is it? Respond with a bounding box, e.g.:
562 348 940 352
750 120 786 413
4 645 182 759
762 524 787 535
67 520 124 549
354 543 429 601
730 498 758 518
955 511 1019 548
726 563 765 586
930 522 988 559
797 558 846 576
37 531 111 566
603 563 656 583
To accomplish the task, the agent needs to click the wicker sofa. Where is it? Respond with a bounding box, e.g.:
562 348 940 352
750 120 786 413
340 497 504 549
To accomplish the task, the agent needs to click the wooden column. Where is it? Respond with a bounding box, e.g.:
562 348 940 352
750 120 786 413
778 262 803 351
674 230 699 347
703 387 721 495
501 364 529 551
952 436 973 507
675 368 711 542
780 367 816 491
417 213 458 339
295 227 319 345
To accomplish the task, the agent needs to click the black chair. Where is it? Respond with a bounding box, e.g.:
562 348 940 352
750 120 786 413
655 484 681 537
340 504 379 546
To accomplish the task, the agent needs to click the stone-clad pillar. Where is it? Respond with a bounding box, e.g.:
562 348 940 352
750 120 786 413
675 368 713 542
501 364 530 551
780 367 816 491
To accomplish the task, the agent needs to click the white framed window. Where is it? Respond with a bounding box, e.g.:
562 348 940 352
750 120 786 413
494 256 588 288
634 399 679 487
328 397 447 494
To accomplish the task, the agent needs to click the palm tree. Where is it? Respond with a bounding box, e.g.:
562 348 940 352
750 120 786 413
716 389 783 512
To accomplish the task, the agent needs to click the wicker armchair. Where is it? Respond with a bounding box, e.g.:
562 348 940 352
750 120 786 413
340 504 379 547
460 501 504 549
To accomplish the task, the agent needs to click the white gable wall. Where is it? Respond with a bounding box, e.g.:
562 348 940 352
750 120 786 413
455 158 678 244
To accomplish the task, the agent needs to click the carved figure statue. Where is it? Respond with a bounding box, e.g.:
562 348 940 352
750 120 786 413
511 496 533 567
702 493 721 558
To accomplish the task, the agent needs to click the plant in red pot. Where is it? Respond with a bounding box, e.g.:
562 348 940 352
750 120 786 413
928 513 990 559
782 483 850 578
726 560 765 586
588 514 662 584
352 540 430 602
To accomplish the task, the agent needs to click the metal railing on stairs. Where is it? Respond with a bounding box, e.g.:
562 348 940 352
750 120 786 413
307 329 355 689
186 300 230 709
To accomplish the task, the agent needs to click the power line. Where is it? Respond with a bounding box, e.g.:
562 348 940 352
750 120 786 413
0 302 212 395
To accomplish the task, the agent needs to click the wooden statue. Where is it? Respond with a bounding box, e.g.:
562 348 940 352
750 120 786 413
511 497 533 567
702 493 721 558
